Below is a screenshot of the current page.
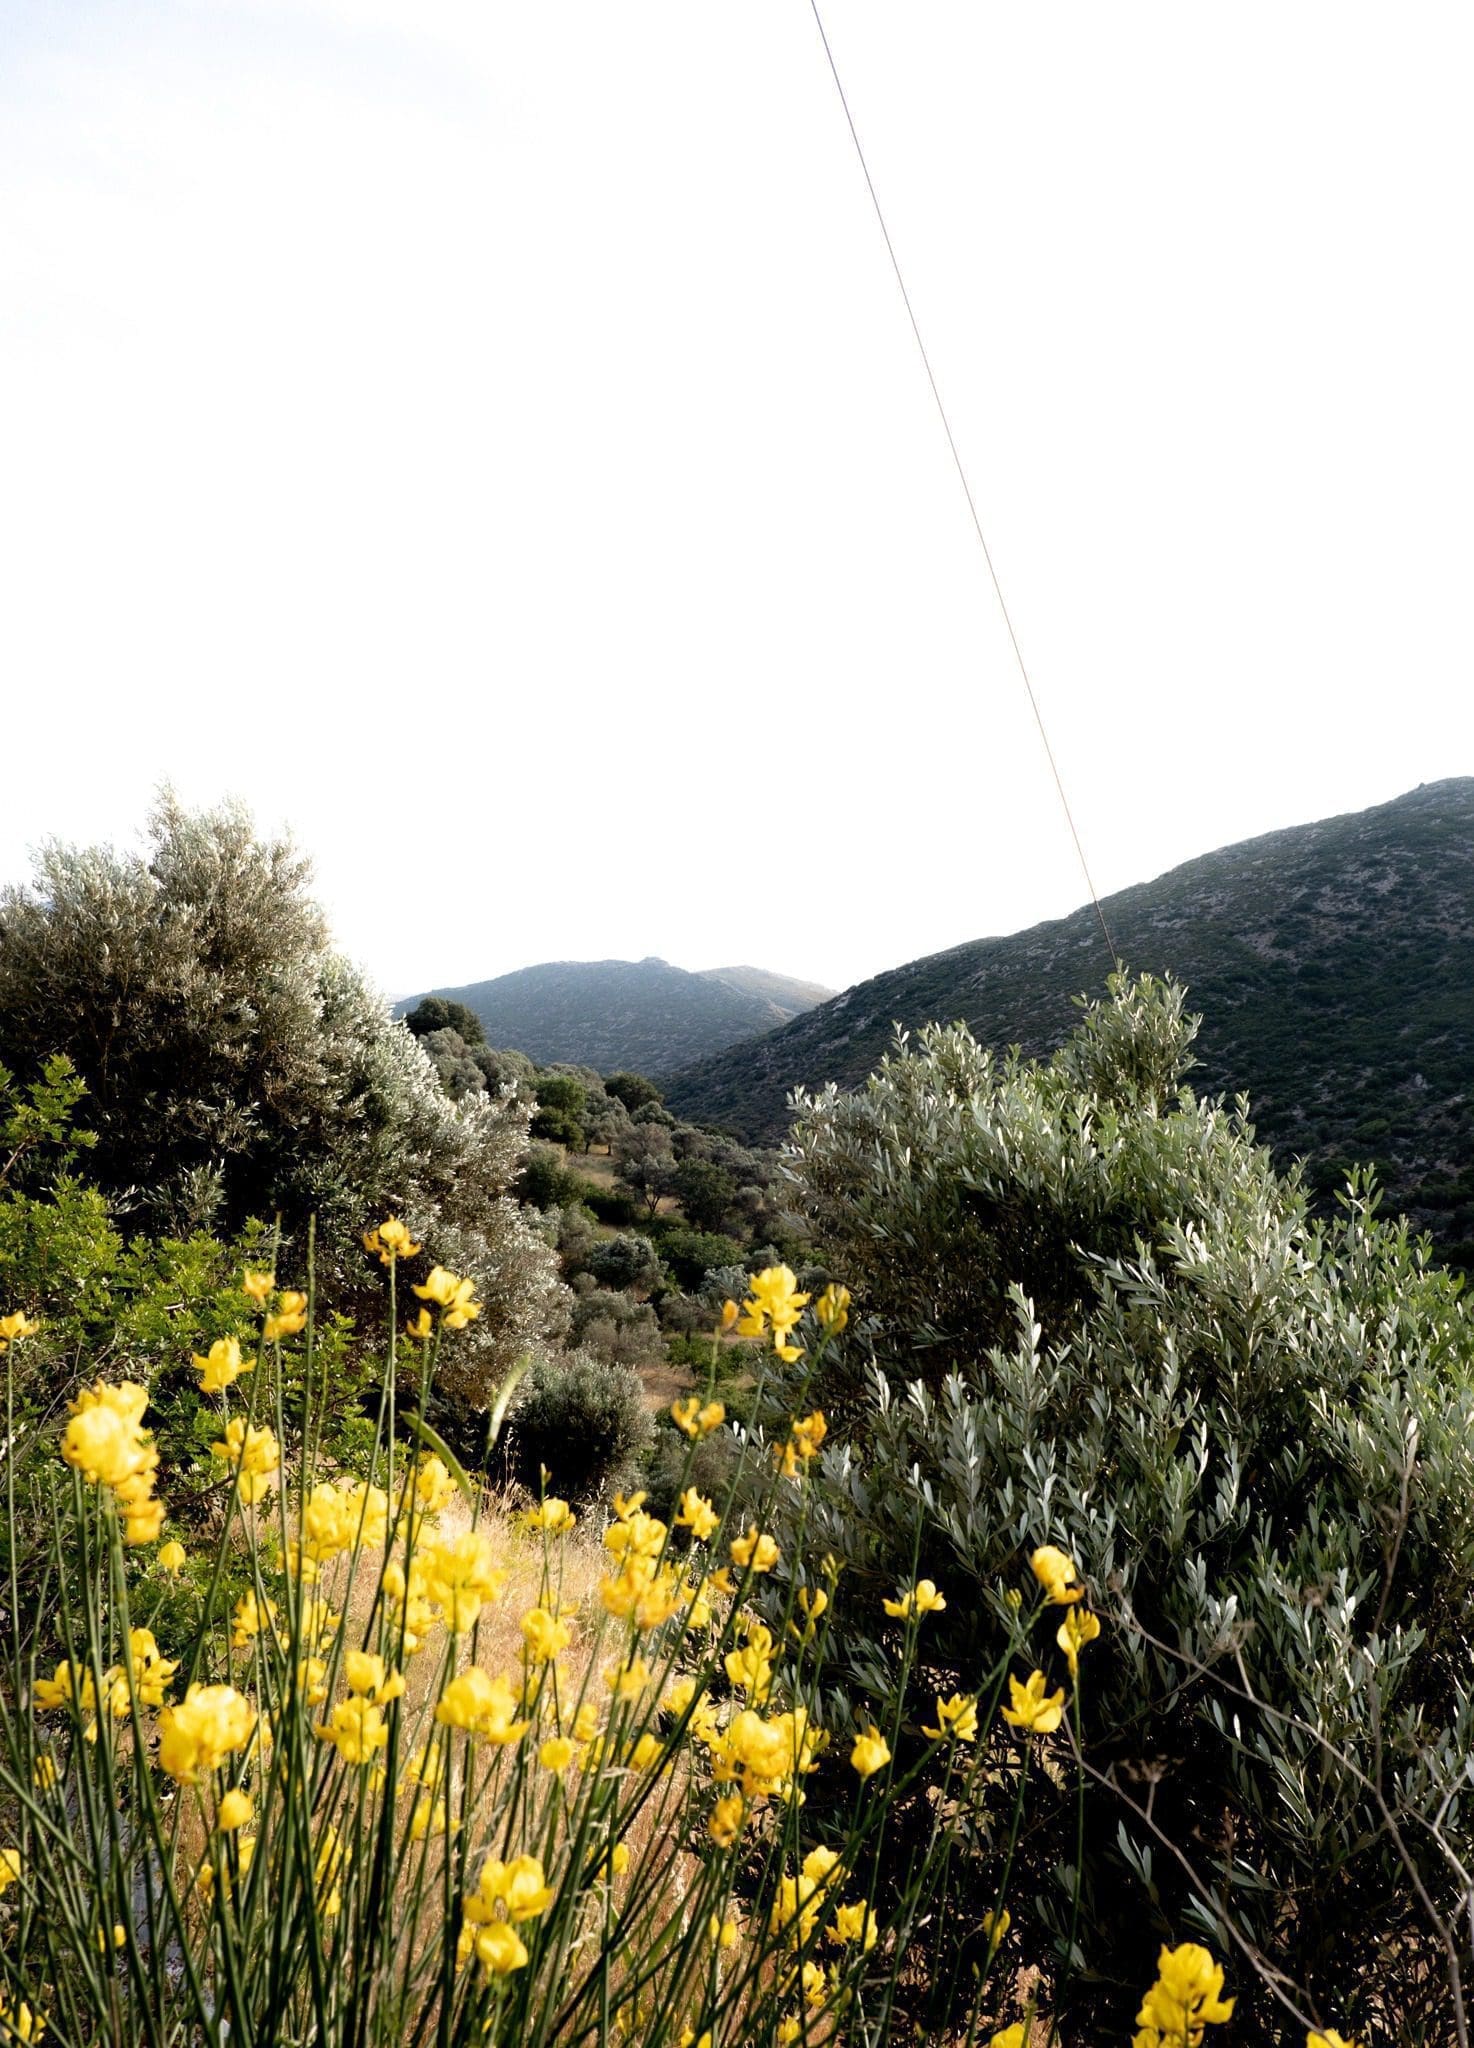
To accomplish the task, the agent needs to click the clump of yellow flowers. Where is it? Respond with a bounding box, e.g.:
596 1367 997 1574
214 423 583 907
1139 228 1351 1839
3 1259 1345 2047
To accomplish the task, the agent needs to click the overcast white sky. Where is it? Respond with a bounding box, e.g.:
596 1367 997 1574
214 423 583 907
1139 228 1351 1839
2 2 1470 998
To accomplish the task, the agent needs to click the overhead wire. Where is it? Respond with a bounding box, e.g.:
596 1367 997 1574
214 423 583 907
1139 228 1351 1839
805 0 1120 972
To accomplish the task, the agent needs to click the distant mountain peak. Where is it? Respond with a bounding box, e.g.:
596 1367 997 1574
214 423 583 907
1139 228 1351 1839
395 955 831 1076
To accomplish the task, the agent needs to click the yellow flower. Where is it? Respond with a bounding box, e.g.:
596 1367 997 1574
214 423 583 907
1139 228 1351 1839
344 1650 405 1704
815 1283 850 1332
420 1528 507 1631
1135 1943 1235 2039
671 1396 726 1439
0 1847 21 1894
604 1654 652 1702
121 1494 165 1545
709 1792 745 1847
539 1735 575 1772
673 1487 719 1541
32 1755 57 1791
231 1590 280 1648
850 1726 891 1780
466 1921 528 1978
737 1266 810 1353
1001 1669 1067 1736
520 1606 571 1665
719 1299 739 1331
363 1215 422 1266
241 1269 275 1304
829 1900 878 1950
263 1290 308 1341
1057 1606 1101 1680
708 1914 739 1948
210 1418 280 1504
883 1577 946 1619
0 1310 40 1348
401 1454 457 1521
467 1853 554 1924
216 1789 253 1832
982 1906 1010 1955
61 1387 152 1491
989 2028 1026 2048
724 1622 776 1704
0 1993 45 2044
123 1626 177 1707
192 1336 255 1393
157 1539 187 1574
412 1265 481 1328
923 1692 978 1742
523 1495 576 1534
1030 1543 1083 1606
730 1526 780 1574
435 1669 528 1745
157 1684 256 1784
33 1661 95 1718
316 1696 390 1766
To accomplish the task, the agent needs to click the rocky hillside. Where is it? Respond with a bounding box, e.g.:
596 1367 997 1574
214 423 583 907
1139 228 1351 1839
396 957 831 1075
664 781 1474 1266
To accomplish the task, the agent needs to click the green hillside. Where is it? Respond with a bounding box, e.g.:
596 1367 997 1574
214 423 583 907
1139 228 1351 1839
396 955 829 1075
665 779 1474 1263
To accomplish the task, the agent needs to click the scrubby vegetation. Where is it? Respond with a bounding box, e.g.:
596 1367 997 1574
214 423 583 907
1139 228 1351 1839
0 800 1467 2045
666 777 1474 1273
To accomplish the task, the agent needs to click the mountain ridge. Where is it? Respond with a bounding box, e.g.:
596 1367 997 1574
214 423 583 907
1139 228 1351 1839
396 955 831 1075
663 780 1474 1263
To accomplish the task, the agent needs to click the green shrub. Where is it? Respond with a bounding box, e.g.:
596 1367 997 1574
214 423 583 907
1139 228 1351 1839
604 1071 663 1112
507 1350 652 1504
775 974 1474 2036
516 1144 591 1213
580 1182 641 1228
584 1232 664 1295
654 1226 746 1291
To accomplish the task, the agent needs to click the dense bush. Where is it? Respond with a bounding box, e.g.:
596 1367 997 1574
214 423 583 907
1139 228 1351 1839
604 1071 663 1112
530 1072 588 1151
777 975 1474 2037
583 1231 664 1295
516 1144 592 1214
404 995 487 1045
655 1226 748 1291
0 798 569 1413
506 1349 652 1502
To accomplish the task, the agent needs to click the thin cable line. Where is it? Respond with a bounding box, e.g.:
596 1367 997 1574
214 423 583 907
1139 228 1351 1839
806 0 1120 969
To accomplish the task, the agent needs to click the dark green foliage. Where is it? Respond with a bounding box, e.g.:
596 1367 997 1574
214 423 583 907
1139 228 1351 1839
579 1182 641 1228
516 1145 591 1214
584 1232 664 1295
530 1072 587 1151
667 778 1474 1271
671 1159 740 1234
776 974 1474 2033
604 1072 663 1112
0 798 568 1405
654 1227 747 1292
612 1124 675 1218
640 1418 743 1526
507 1352 652 1504
404 996 486 1046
